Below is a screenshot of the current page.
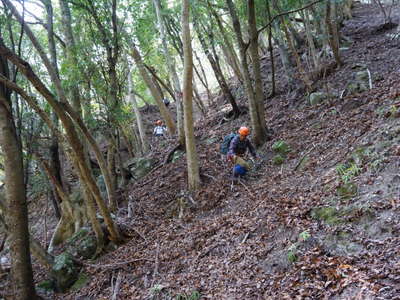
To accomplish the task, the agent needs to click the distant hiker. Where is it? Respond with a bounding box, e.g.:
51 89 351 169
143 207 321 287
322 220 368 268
153 120 167 137
162 98 170 107
227 126 257 160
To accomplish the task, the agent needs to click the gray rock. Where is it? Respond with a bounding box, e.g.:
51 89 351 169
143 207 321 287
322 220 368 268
355 70 369 82
126 157 157 179
309 92 334 106
52 252 80 292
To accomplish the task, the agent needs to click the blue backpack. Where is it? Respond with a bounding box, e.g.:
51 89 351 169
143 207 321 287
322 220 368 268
220 133 237 155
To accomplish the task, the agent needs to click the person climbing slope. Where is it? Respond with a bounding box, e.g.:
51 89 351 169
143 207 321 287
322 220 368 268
153 120 167 138
227 126 257 160
227 126 257 178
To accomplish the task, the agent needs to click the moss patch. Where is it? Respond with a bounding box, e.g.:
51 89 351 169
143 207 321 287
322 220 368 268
70 272 90 291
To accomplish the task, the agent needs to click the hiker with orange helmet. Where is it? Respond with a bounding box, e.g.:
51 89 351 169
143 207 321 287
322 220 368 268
227 126 257 178
153 120 167 137
227 126 257 159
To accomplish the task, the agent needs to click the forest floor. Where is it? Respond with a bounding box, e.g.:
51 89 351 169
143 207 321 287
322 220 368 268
19 2 400 300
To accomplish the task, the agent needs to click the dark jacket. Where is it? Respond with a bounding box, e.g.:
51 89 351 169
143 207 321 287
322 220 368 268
228 135 256 158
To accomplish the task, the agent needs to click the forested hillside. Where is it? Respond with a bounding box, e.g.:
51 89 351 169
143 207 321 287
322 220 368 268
0 0 400 299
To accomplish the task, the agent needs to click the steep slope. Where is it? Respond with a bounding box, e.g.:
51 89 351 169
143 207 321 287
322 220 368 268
51 3 400 299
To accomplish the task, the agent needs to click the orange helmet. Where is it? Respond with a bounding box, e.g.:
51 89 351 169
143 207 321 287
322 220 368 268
238 126 250 136
156 120 162 125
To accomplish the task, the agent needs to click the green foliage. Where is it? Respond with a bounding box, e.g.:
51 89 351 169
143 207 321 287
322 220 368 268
175 291 201 300
272 140 291 155
287 250 298 263
150 284 166 295
70 273 90 291
272 154 285 165
336 163 361 184
299 230 311 242
336 182 358 198
311 206 343 225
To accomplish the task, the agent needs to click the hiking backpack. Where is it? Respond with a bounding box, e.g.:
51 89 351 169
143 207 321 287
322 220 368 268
220 133 237 155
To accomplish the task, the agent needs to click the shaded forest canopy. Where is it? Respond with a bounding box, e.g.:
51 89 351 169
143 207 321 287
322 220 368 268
0 0 400 299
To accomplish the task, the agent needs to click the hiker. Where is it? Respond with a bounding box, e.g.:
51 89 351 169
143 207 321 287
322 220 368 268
232 155 251 178
227 126 257 161
162 97 170 107
153 120 167 138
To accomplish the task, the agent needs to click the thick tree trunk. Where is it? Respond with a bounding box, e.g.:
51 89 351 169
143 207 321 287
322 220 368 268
0 56 37 299
182 0 200 191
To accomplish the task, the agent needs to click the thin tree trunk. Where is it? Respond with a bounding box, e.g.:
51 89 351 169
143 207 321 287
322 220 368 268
266 0 276 97
130 44 176 135
128 71 149 153
153 0 185 145
193 50 212 105
195 23 240 117
226 0 264 146
248 0 267 137
280 15 313 91
302 9 320 69
326 0 342 65
182 0 200 191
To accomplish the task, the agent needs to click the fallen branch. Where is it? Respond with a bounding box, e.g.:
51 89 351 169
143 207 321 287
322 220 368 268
294 145 316 171
367 68 373 89
238 179 257 200
111 271 123 300
151 243 160 285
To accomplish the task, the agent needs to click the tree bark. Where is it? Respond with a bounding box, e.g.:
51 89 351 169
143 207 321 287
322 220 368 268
0 55 37 300
128 71 149 153
0 37 122 244
182 0 200 191
325 0 342 66
226 0 265 146
195 21 240 117
130 44 176 135
153 0 185 145
266 1 276 97
248 0 267 137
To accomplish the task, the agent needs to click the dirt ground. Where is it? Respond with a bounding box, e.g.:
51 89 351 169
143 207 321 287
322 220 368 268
2 2 400 300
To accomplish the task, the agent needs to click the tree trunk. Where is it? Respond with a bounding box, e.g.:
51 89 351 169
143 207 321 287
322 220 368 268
182 0 200 191
266 1 276 97
326 0 342 66
302 9 320 69
280 15 313 91
248 0 267 137
195 22 240 117
0 38 122 244
0 55 37 299
153 0 185 145
193 50 212 105
226 0 265 146
130 44 176 135
128 71 149 153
